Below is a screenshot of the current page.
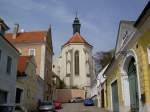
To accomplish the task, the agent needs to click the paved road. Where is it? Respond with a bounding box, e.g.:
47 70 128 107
57 103 108 112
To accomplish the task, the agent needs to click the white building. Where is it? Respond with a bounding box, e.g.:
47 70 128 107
53 17 95 92
0 18 19 110
89 65 108 107
96 65 108 107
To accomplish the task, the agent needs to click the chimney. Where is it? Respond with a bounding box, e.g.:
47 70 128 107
13 23 19 39
20 29 25 33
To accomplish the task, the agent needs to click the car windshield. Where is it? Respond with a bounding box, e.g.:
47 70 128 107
40 101 52 106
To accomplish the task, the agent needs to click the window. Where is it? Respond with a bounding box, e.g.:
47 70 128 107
0 90 7 104
86 62 90 77
0 49 1 61
18 49 22 54
147 46 150 64
74 51 79 75
27 89 30 98
15 88 23 103
66 62 71 77
28 48 35 56
6 56 12 74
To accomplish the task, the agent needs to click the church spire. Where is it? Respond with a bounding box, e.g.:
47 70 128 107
72 12 81 35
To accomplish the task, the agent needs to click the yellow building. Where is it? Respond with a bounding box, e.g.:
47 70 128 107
103 1 150 112
16 56 37 112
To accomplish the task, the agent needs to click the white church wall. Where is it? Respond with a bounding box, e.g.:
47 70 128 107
57 43 93 89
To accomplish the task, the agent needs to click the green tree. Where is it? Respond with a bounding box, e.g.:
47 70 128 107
94 49 114 75
58 79 66 89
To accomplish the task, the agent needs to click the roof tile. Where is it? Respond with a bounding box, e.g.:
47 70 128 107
64 32 91 46
5 31 46 43
17 56 32 76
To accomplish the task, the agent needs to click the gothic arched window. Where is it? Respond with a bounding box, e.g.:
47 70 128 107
67 62 71 76
75 51 79 75
86 62 90 77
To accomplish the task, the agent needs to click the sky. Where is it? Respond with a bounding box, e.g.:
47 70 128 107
0 0 148 56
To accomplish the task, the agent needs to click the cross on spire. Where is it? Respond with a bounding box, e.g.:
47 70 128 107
76 10 78 18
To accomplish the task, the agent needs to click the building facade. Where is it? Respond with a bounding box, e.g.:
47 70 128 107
16 56 37 112
102 2 150 112
5 25 54 100
36 75 44 103
53 17 95 95
0 18 19 110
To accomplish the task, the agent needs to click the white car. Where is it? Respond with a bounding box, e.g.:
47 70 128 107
69 97 84 103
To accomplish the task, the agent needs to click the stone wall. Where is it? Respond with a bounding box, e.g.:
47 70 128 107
54 89 85 103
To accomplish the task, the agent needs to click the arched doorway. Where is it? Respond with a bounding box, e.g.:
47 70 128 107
127 57 139 112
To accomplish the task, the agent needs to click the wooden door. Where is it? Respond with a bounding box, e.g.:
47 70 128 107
101 89 105 108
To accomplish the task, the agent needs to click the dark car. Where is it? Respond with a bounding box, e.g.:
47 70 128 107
38 101 55 112
84 98 94 106
0 105 15 112
69 97 84 103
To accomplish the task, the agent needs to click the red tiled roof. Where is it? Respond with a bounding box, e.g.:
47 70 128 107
5 31 46 43
17 56 32 76
64 32 91 46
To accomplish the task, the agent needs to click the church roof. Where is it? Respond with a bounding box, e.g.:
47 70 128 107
64 32 92 47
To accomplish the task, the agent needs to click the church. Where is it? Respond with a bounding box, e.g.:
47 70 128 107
53 16 95 92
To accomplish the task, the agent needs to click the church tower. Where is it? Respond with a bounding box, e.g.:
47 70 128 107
72 16 81 34
53 16 95 95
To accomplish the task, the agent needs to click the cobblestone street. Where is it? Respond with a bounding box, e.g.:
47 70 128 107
57 103 109 112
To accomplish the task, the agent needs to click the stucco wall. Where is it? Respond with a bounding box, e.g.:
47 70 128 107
16 57 38 111
136 27 150 104
105 25 150 112
53 43 93 89
14 43 43 77
0 36 19 106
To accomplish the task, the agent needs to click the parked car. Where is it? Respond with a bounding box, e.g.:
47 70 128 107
84 98 94 106
90 95 98 106
69 97 84 103
53 100 62 109
15 106 24 112
38 101 55 112
0 105 15 112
